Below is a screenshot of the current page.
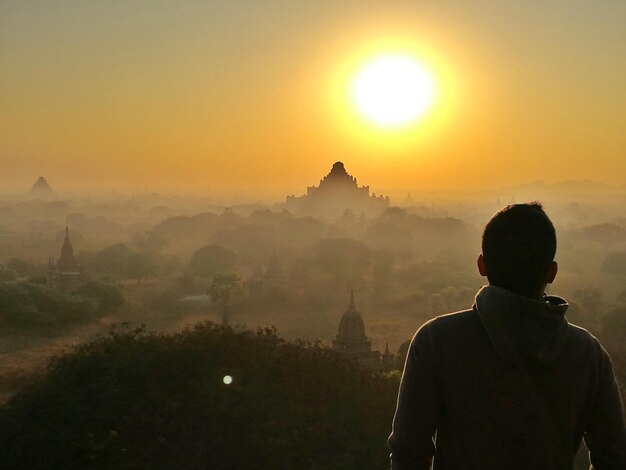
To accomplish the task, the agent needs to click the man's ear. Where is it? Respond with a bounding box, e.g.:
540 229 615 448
546 261 558 284
477 254 487 277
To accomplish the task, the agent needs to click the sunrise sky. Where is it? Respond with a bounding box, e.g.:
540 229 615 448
1 1 624 197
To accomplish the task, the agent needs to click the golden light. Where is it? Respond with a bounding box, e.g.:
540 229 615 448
352 55 435 127
323 37 457 157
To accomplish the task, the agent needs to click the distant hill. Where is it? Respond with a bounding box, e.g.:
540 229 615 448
28 177 54 197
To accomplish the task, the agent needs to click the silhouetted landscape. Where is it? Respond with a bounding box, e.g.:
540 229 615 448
2 2 624 468
0 164 625 468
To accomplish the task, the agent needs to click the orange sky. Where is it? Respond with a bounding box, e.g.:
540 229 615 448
1 2 624 198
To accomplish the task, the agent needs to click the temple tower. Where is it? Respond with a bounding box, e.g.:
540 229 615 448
285 162 390 218
333 291 382 370
47 226 84 293
381 342 395 372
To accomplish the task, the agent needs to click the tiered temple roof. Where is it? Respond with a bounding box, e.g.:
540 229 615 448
333 291 387 371
286 162 389 218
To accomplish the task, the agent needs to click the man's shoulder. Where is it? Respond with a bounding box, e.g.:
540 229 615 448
565 322 607 355
408 309 486 360
415 308 480 339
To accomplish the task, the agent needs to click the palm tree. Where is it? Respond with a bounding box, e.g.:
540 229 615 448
208 273 242 326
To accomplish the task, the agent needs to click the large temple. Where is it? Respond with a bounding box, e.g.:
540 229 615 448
333 291 394 371
286 162 389 218
47 227 84 293
29 176 55 197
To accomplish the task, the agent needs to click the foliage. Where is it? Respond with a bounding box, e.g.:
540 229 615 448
6 258 38 277
92 243 132 275
75 280 124 314
0 267 18 281
0 323 398 470
208 273 242 305
572 287 603 312
0 279 124 332
83 244 160 280
0 282 98 331
176 273 196 292
601 252 626 282
26 274 48 285
581 223 626 246
188 244 238 278
311 238 372 286
124 252 158 280
602 306 626 345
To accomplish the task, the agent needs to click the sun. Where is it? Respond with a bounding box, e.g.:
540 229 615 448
352 55 436 127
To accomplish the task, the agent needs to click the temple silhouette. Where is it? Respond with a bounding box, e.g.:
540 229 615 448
29 176 54 197
286 162 389 218
47 227 84 293
333 291 394 371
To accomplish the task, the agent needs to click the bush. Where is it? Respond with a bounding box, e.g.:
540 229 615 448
75 280 124 314
0 323 398 469
0 282 98 331
188 244 238 278
0 267 18 281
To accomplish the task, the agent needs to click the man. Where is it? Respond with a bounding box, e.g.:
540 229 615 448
388 203 625 469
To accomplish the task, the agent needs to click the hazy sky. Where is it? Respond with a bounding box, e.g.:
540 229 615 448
1 1 624 197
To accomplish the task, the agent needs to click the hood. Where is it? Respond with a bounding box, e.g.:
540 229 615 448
474 285 569 366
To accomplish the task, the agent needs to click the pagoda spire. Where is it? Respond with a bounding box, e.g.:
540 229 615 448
57 225 79 271
348 289 356 311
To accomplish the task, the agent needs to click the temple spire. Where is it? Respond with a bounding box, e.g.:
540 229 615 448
57 225 79 271
348 289 356 311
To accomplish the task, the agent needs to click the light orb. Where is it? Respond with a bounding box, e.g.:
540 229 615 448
223 375 233 385
353 55 435 127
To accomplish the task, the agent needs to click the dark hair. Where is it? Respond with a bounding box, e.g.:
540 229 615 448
482 202 556 297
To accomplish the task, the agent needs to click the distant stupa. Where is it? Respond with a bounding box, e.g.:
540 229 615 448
332 290 391 371
29 176 54 197
285 162 389 218
47 226 85 293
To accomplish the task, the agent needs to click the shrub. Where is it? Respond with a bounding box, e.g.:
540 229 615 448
0 323 398 469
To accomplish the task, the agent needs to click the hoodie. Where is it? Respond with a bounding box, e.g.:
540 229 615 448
388 286 626 470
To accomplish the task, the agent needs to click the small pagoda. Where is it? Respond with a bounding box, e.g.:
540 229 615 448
333 291 392 371
47 227 84 293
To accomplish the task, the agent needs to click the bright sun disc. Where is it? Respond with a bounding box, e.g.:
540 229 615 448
353 55 435 127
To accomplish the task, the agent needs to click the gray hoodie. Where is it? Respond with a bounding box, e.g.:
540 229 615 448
389 285 626 470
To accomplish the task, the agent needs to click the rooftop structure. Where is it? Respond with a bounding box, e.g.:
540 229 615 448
29 176 55 197
286 162 389 218
333 291 390 371
47 226 84 293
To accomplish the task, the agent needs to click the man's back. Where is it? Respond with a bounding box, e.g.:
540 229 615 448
388 286 626 470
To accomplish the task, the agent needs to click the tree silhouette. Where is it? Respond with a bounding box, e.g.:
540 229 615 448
602 252 626 283
0 323 398 469
602 306 626 353
189 244 238 278
208 273 242 325
311 238 372 287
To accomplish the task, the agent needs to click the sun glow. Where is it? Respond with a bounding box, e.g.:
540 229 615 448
326 39 456 154
352 55 436 127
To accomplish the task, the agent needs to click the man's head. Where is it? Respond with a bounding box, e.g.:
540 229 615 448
478 202 557 298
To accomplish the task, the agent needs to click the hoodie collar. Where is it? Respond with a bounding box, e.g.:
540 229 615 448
474 285 569 367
